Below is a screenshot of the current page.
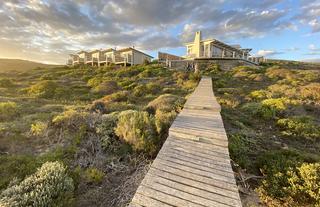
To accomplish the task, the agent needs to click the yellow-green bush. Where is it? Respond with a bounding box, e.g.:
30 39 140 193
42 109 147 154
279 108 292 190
267 83 297 98
30 121 47 137
84 167 105 184
115 110 158 156
218 95 240 108
92 80 119 95
101 91 130 103
87 77 102 88
201 64 220 76
155 110 176 136
28 80 58 98
249 90 270 100
257 150 319 206
277 116 320 140
133 84 147 97
145 82 161 95
242 98 287 119
146 94 185 114
287 163 320 205
0 161 74 207
52 109 89 131
232 66 260 78
300 83 320 103
0 101 18 121
265 66 296 80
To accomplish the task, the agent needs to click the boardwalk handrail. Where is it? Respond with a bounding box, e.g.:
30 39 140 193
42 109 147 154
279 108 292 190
129 77 242 207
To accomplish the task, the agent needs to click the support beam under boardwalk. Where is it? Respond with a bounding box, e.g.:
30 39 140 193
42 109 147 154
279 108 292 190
129 77 242 207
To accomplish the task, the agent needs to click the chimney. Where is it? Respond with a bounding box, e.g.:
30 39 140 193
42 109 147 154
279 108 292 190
194 31 202 58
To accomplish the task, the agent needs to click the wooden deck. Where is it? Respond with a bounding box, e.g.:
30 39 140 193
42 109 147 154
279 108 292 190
129 77 242 207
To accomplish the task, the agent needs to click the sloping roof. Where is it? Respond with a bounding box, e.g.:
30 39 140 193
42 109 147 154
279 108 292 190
77 50 89 54
101 48 115 53
117 47 153 58
89 49 102 54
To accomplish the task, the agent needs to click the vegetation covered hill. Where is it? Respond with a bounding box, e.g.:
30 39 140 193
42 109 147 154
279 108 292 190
210 63 320 206
0 58 60 72
0 63 199 206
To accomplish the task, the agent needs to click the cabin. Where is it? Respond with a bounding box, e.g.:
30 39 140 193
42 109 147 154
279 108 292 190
67 47 153 66
185 31 251 59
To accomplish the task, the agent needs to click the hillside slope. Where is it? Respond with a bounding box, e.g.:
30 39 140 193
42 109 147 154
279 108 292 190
0 58 60 72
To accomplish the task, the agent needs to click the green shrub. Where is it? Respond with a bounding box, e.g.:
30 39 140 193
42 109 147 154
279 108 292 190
242 98 288 119
115 110 158 156
287 163 320 205
30 121 47 137
115 66 142 77
133 84 147 97
54 86 73 100
201 64 220 76
0 78 14 87
96 113 118 150
84 167 105 184
277 116 320 140
0 101 18 121
92 80 119 95
101 91 130 103
257 150 319 206
217 95 240 108
87 77 102 88
256 150 305 199
267 83 297 98
146 94 185 114
265 66 296 80
155 110 176 136
145 82 161 95
228 134 250 168
28 80 58 98
89 100 107 114
249 90 270 100
0 161 74 207
52 109 89 131
232 66 260 78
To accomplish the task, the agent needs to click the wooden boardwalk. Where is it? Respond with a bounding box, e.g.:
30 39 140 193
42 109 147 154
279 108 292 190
129 77 242 207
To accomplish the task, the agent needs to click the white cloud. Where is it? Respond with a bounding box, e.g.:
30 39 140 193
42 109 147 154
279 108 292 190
257 49 282 56
309 44 320 51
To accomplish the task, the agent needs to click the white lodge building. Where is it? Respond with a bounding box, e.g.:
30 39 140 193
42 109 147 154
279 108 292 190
68 47 153 66
185 31 252 60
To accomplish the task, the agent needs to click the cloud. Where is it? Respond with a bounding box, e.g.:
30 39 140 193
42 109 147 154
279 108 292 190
257 49 283 56
309 44 320 51
294 0 320 33
0 0 311 63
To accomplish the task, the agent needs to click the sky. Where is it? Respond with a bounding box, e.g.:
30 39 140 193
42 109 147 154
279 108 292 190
0 0 319 64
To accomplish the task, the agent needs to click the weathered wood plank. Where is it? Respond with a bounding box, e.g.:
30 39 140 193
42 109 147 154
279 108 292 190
137 185 205 207
147 167 241 201
131 192 173 207
143 173 242 207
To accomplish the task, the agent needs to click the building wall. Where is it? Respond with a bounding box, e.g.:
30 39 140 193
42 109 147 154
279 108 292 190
132 51 151 65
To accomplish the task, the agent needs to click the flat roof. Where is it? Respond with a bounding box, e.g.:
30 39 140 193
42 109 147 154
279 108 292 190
185 38 251 54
